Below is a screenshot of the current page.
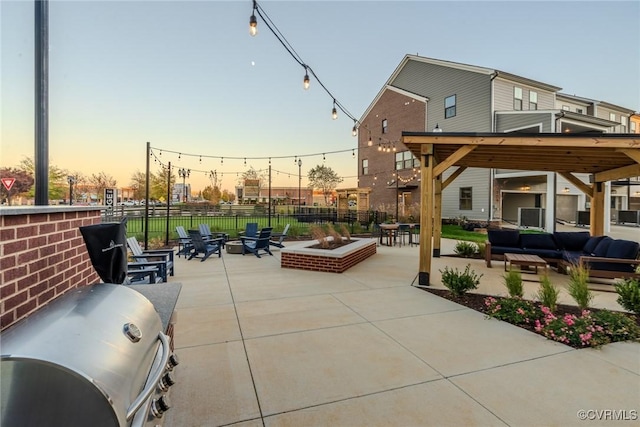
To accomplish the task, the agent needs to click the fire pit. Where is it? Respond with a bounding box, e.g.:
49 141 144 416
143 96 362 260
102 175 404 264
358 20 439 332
281 237 376 273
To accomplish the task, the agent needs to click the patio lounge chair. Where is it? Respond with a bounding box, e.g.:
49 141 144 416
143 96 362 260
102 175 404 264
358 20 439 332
126 262 163 284
239 222 258 239
188 229 223 261
176 226 193 258
269 224 290 248
199 223 228 247
126 237 174 281
241 227 273 258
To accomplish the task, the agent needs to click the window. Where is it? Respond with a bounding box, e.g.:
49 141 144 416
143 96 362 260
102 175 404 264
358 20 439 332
362 159 368 175
562 105 570 111
381 119 388 134
610 113 616 121
459 187 472 210
444 95 456 118
395 151 419 170
621 116 628 133
576 108 584 114
514 87 523 110
529 91 538 110
631 121 637 133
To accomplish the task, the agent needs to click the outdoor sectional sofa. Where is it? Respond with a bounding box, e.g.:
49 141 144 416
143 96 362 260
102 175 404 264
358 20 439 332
485 229 640 280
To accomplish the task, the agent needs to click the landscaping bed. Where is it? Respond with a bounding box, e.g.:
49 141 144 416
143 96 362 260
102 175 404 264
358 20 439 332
421 288 640 349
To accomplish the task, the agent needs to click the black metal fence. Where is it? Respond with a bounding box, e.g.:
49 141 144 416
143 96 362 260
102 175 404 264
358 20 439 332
104 205 388 241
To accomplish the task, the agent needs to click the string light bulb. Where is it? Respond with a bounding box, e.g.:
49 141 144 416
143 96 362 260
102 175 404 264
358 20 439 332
352 120 357 137
303 67 310 90
331 100 338 120
249 1 258 36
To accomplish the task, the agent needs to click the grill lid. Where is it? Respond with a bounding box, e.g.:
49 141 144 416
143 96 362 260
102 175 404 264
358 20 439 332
1 284 163 426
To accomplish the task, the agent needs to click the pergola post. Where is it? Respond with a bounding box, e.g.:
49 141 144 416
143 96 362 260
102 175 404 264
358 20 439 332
433 173 442 257
590 182 606 236
419 144 434 286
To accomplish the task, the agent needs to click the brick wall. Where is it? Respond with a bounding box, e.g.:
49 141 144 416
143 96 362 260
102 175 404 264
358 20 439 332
1 207 101 331
358 88 426 212
281 242 376 273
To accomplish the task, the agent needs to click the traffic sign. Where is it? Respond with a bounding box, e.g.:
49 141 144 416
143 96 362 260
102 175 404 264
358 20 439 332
1 178 15 191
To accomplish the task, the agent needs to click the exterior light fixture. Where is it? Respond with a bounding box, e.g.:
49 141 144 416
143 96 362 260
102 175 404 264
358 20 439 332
249 13 257 36
563 187 570 193
367 135 372 146
331 100 338 120
249 0 258 37
433 123 442 132
303 68 310 90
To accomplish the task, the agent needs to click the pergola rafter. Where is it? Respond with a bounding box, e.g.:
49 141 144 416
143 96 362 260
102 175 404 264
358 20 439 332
401 132 640 286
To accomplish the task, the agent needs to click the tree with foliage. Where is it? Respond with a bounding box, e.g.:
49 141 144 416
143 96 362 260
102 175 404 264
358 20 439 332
150 167 175 202
129 171 147 200
221 189 235 203
307 164 343 206
18 157 67 201
0 167 34 205
89 172 117 203
202 185 221 203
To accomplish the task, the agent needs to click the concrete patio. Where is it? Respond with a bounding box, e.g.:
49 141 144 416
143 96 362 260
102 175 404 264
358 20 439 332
163 235 639 427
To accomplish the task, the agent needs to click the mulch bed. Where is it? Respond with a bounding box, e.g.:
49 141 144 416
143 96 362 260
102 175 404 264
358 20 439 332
420 288 640 332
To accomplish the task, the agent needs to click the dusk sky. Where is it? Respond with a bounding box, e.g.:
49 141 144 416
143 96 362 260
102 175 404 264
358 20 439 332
2 0 639 194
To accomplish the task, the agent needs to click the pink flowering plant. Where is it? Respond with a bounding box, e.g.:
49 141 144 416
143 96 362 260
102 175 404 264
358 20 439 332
484 296 542 326
485 297 640 348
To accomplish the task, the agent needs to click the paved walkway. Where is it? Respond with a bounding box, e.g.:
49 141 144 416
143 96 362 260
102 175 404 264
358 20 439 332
164 237 639 427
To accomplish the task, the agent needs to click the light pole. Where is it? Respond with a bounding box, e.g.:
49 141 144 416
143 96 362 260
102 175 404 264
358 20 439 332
67 176 76 205
178 168 190 203
298 158 302 212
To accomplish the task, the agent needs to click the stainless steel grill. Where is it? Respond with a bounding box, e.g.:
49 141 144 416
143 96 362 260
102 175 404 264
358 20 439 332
0 284 178 427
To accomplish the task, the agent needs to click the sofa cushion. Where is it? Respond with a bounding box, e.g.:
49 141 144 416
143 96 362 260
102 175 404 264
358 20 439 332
606 239 640 260
592 237 613 257
488 229 520 248
583 236 606 254
553 232 590 252
491 246 525 256
562 250 583 265
520 233 558 250
525 248 563 259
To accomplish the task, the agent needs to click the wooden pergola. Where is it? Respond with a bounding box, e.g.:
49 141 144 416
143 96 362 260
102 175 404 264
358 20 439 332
400 132 640 286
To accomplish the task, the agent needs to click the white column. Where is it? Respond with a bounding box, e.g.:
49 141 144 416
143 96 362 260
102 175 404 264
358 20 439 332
604 181 611 233
545 172 556 233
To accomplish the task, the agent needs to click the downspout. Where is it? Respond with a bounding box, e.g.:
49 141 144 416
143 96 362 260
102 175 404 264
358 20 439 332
489 71 499 222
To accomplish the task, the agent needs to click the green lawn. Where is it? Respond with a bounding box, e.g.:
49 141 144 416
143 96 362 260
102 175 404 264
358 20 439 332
440 224 488 243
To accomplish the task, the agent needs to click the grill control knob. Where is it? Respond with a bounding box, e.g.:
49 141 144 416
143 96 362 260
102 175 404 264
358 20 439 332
151 395 171 418
167 353 179 370
158 372 176 391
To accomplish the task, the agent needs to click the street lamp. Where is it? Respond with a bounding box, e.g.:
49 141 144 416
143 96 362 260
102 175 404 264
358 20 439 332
298 158 302 212
178 168 190 203
67 176 76 205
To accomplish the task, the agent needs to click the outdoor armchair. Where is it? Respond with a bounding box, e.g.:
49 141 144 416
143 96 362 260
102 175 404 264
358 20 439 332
188 229 223 262
176 225 193 258
126 236 174 281
241 227 273 258
269 224 290 249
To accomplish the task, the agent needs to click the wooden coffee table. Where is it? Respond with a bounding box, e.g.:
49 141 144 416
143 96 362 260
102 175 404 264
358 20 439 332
504 253 548 274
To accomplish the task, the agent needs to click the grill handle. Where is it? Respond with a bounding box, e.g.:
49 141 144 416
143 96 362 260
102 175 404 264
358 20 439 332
126 332 171 420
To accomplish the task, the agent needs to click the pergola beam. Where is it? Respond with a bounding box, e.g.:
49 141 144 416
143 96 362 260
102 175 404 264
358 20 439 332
403 134 640 148
557 172 593 197
433 145 477 177
442 166 467 190
594 163 640 183
617 148 640 164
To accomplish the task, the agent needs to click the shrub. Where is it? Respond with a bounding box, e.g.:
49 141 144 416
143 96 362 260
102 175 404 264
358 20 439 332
567 263 593 310
535 308 640 348
485 296 542 326
454 241 477 258
536 274 560 313
503 269 524 298
440 264 483 297
615 279 640 315
339 224 352 241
